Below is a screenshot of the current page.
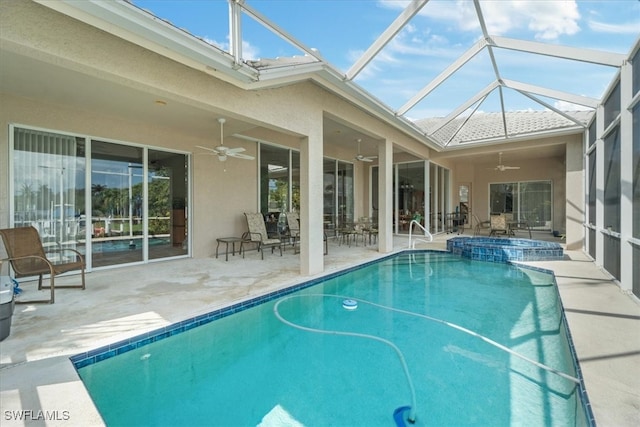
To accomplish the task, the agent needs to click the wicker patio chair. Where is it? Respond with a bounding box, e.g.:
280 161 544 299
489 214 508 237
242 213 283 259
285 211 300 249
0 226 85 304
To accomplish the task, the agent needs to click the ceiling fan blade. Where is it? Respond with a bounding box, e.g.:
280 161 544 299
196 145 220 154
355 154 375 162
228 152 255 160
503 166 520 169
225 147 246 154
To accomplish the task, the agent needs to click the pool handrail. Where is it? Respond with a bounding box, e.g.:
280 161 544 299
408 219 433 249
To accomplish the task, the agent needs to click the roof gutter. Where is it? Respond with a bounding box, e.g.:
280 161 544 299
34 0 259 84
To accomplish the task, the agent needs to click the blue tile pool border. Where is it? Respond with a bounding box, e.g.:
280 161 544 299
69 250 401 370
70 249 594 426
447 236 564 262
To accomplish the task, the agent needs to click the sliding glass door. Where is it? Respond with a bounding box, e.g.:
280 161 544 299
320 158 354 236
489 181 552 229
373 161 449 234
12 128 86 254
11 126 189 270
91 141 144 267
323 158 337 236
259 144 300 235
148 149 188 260
337 161 354 229
396 162 425 233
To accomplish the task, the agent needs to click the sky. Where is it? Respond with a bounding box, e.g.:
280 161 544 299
131 0 640 119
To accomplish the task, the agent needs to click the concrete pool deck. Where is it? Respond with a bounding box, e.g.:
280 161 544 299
1 233 639 426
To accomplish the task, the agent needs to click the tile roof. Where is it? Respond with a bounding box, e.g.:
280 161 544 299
414 110 593 146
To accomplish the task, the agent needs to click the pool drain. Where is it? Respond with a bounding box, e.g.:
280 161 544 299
342 299 358 310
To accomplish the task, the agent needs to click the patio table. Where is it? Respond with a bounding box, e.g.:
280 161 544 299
216 237 247 261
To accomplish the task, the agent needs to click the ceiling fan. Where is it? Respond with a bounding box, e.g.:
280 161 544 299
196 118 255 162
354 138 377 162
490 152 520 172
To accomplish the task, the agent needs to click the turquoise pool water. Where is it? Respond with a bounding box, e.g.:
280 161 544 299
74 252 591 426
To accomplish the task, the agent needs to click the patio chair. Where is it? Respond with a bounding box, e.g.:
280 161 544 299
472 214 491 236
286 212 328 255
242 213 283 259
285 212 300 249
0 226 85 304
489 214 508 237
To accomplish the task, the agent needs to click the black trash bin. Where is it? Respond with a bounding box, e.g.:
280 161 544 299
0 276 15 341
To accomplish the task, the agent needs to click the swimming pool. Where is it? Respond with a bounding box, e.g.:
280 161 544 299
73 251 592 426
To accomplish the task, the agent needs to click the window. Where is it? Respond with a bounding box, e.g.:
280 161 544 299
490 181 552 229
259 144 302 234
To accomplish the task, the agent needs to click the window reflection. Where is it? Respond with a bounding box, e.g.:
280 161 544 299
91 141 144 267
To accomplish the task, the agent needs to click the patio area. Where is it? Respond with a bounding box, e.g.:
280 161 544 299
1 232 638 426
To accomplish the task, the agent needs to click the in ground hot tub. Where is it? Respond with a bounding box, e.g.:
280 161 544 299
447 236 564 263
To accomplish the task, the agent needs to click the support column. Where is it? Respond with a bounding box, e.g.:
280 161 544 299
378 138 393 253
565 139 584 250
300 125 324 275
595 105 605 265
619 59 633 292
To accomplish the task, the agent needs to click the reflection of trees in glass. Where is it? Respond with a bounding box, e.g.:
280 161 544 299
269 179 288 212
291 183 300 211
148 171 170 235
90 168 172 234
38 184 53 210
266 174 299 212
148 169 170 217
19 183 34 209
91 184 107 216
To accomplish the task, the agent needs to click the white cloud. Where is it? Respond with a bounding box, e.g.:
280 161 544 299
476 0 581 40
378 0 582 40
202 37 260 61
241 40 260 61
202 37 225 50
554 100 591 111
588 20 640 35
